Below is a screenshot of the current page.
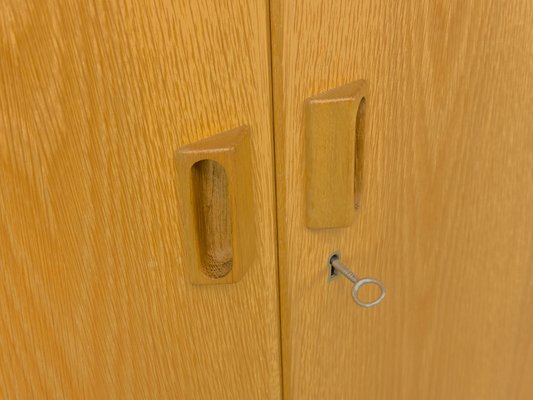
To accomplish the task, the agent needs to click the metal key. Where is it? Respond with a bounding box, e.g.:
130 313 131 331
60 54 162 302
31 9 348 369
328 251 386 308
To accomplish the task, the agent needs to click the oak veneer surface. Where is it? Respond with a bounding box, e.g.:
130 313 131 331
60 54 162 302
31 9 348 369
0 1 281 399
270 1 533 399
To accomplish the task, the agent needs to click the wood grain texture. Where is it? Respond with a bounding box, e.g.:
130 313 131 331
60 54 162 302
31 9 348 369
191 159 233 279
0 1 281 399
270 1 533 399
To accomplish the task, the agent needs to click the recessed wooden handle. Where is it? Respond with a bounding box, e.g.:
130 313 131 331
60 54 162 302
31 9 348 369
305 80 368 229
176 126 255 284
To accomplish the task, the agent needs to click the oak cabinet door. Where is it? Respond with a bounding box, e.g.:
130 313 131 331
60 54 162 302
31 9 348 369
270 1 533 399
0 1 281 399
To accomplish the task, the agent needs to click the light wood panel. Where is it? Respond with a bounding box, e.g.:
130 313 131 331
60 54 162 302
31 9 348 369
0 1 281 398
270 1 533 399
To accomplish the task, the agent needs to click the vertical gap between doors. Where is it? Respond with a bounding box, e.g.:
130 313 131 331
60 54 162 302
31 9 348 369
266 0 287 399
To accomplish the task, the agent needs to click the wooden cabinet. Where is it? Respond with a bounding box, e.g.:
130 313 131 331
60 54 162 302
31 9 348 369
0 1 281 399
271 1 533 399
1 1 532 399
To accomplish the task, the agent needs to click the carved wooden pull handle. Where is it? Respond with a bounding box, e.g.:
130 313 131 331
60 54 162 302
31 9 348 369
305 80 368 229
176 126 255 285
